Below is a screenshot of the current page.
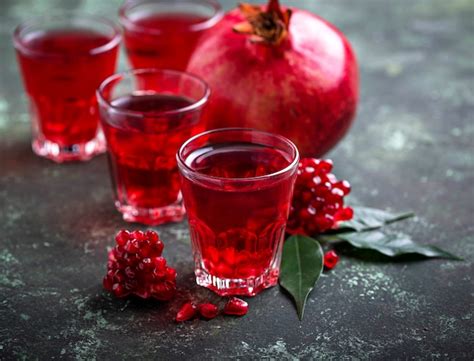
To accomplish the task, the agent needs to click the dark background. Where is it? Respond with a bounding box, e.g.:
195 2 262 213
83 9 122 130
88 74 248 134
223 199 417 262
1 0 473 359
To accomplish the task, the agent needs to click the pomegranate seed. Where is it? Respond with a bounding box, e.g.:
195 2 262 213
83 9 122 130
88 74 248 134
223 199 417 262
330 188 345 198
114 246 124 258
314 214 334 231
335 180 351 195
145 230 159 243
126 240 139 253
298 208 312 221
176 302 197 322
131 230 146 241
153 257 166 269
312 175 322 185
198 303 219 319
165 268 177 281
324 250 340 270
153 241 164 256
335 207 354 221
326 173 337 183
223 298 248 316
305 158 320 168
317 159 333 173
112 283 130 298
139 244 152 258
115 230 131 246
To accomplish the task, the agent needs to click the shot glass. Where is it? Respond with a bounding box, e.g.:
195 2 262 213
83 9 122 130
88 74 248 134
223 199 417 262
119 0 223 70
97 68 210 225
177 128 300 296
13 13 121 162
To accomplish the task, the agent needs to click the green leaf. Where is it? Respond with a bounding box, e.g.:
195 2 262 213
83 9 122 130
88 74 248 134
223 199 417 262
279 235 324 320
336 231 461 260
336 206 415 233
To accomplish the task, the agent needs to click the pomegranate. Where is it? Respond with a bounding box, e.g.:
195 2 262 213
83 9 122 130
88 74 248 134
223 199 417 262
187 0 359 157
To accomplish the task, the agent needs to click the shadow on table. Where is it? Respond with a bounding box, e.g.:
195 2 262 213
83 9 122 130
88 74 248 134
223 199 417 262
2 137 46 172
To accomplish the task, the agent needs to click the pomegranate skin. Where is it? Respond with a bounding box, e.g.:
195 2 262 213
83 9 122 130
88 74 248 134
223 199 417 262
187 6 359 157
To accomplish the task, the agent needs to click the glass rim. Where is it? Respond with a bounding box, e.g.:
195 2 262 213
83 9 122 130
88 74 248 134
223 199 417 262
12 11 121 57
119 0 224 35
96 68 211 118
177 128 300 184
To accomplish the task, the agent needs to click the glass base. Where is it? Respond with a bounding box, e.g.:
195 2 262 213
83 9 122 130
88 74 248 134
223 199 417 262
195 267 279 297
32 134 106 163
116 200 186 226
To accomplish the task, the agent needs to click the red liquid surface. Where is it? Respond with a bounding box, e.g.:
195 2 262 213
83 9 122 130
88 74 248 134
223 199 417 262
123 13 208 70
102 94 204 214
16 29 118 146
181 144 296 282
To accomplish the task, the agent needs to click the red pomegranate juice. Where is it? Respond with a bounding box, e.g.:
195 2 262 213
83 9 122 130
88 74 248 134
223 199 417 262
101 94 204 225
178 130 299 296
122 13 207 70
15 28 119 160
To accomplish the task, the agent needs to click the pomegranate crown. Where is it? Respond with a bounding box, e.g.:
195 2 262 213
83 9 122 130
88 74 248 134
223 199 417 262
233 0 292 45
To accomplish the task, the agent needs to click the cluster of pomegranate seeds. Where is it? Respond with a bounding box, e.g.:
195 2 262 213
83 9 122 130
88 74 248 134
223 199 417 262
103 230 177 301
176 298 248 322
323 250 340 270
287 158 353 235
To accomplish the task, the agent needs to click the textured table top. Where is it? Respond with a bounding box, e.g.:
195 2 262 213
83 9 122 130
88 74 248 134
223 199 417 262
1 0 473 359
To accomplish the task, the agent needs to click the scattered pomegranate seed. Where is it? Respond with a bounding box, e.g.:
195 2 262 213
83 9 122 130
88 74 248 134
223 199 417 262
324 250 340 270
176 302 197 322
287 158 353 236
198 303 219 320
115 229 131 246
223 297 248 316
103 229 176 301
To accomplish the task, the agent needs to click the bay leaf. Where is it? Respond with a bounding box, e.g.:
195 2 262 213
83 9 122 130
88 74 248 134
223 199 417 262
337 206 415 233
337 231 461 259
279 235 324 320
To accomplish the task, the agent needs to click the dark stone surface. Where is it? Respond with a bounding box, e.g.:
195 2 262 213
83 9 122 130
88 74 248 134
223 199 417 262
1 0 473 359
